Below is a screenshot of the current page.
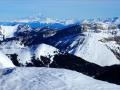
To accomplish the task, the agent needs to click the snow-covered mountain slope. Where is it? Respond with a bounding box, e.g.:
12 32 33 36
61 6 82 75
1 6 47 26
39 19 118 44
3 52 120 85
47 28 120 66
68 32 120 66
0 51 15 68
100 35 120 60
0 24 120 66
35 43 59 60
0 40 32 65
0 41 59 65
0 25 18 38
0 18 120 67
0 67 120 90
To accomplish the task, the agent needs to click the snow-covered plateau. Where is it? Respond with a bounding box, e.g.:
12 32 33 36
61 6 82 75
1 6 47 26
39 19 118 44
0 67 120 90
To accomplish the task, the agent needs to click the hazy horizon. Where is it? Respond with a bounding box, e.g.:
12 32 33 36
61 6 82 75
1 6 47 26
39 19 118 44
0 0 120 21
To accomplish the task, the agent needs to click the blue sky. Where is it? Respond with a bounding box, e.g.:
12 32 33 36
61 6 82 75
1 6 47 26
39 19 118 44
0 0 120 20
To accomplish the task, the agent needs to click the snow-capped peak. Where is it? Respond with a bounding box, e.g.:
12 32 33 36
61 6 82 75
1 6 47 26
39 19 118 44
35 43 59 61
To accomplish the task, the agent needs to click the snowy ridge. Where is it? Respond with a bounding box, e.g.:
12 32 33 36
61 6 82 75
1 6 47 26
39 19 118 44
69 32 120 66
0 51 15 68
0 67 120 90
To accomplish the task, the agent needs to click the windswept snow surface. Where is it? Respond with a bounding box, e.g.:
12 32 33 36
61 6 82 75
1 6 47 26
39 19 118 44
0 67 120 90
69 32 120 66
0 51 15 68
